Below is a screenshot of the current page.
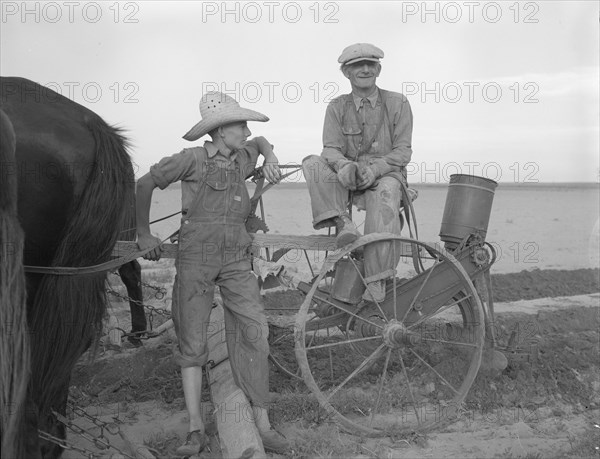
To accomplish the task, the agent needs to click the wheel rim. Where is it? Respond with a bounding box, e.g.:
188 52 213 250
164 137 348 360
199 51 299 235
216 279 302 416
294 233 485 437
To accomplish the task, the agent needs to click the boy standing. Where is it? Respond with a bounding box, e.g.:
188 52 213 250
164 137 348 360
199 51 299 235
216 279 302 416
136 91 288 455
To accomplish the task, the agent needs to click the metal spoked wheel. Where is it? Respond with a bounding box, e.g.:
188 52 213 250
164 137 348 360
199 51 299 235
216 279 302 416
294 233 485 437
268 271 348 381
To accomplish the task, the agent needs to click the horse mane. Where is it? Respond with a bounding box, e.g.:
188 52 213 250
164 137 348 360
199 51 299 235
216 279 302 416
27 114 134 429
0 109 30 459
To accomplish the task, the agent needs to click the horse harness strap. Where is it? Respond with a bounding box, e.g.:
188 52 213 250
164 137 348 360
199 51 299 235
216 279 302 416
23 243 157 275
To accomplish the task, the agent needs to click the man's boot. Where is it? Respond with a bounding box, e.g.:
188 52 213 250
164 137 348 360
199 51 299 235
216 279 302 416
335 214 361 248
363 279 386 303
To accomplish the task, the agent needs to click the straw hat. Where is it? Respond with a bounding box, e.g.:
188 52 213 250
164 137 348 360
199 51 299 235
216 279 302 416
183 91 269 141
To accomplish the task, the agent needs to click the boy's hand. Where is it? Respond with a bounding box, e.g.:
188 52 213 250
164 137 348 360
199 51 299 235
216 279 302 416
254 136 281 184
137 233 163 261
262 159 281 184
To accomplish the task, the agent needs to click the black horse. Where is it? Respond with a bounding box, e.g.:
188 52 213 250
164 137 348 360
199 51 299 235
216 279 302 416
0 76 137 458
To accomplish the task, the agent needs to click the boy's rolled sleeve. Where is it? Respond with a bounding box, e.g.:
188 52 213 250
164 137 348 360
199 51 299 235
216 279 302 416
149 149 197 190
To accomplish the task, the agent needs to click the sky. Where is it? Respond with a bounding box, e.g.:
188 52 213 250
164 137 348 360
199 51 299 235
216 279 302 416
1 0 599 183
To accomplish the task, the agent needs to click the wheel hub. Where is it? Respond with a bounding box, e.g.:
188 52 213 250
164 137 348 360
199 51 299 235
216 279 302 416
382 320 422 348
352 309 422 349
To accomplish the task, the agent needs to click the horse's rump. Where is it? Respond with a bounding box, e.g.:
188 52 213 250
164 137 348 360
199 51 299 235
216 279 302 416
1 77 135 457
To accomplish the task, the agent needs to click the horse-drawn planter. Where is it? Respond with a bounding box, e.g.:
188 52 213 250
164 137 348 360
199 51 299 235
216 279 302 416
115 168 504 439
2 76 504 457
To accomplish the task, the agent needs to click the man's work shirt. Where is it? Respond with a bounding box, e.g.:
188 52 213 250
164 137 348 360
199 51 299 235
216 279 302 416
149 139 260 218
321 87 413 182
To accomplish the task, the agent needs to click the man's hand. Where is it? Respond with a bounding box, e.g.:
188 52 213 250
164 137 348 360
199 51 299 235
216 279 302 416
337 162 359 190
137 233 163 261
262 159 281 184
356 164 377 190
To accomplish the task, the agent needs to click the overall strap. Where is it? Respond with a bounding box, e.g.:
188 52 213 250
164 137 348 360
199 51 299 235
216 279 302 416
379 89 394 140
186 146 211 216
380 89 407 182
342 95 354 159
367 89 388 154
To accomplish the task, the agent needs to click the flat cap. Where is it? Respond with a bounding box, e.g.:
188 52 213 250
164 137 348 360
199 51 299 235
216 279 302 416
338 43 384 66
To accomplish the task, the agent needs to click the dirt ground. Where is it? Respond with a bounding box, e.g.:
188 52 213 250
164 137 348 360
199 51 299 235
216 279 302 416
64 268 600 459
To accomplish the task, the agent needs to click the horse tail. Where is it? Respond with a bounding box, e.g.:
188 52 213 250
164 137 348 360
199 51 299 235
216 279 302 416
0 109 30 458
28 115 134 423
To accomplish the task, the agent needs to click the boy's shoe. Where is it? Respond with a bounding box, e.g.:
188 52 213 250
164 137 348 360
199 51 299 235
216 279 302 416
175 430 209 456
259 429 290 454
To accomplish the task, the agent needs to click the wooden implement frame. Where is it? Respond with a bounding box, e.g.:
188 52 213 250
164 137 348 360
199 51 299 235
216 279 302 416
112 235 430 259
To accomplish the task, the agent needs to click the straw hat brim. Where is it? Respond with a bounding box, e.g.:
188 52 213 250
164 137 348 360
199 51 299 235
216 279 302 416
183 107 269 141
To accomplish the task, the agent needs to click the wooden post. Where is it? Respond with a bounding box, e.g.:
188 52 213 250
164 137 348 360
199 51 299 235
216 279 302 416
206 294 266 459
